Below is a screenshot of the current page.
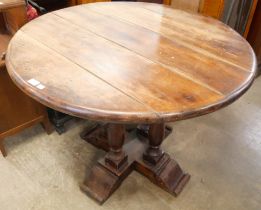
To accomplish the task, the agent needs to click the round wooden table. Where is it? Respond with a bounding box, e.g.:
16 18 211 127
6 2 256 204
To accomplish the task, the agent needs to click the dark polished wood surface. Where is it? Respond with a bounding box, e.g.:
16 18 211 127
6 2 257 124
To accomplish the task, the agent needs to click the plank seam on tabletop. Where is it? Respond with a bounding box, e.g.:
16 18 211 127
6 41 162 123
16 31 163 119
5 3 257 123
81 4 251 73
52 13 224 96
85 4 251 72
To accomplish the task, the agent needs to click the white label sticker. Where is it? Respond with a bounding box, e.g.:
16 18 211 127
28 79 40 86
36 84 45 90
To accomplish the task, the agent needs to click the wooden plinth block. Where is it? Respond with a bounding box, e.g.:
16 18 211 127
81 163 132 204
136 153 190 196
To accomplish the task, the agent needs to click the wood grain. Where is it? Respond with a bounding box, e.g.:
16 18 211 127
6 32 157 123
84 3 252 70
54 6 251 93
6 2 257 123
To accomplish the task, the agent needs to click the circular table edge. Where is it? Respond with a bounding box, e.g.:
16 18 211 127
4 5 258 124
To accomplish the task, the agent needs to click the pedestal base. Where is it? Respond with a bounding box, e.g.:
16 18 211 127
81 125 190 204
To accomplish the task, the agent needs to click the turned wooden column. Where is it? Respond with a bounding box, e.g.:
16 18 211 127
143 123 165 165
105 124 128 171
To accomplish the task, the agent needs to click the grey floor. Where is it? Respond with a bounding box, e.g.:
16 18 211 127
1 77 261 210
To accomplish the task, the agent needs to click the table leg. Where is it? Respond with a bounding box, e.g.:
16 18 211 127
105 124 128 171
136 123 190 196
81 123 131 204
143 123 165 164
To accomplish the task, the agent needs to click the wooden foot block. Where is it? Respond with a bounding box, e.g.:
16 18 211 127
81 163 132 204
136 153 190 196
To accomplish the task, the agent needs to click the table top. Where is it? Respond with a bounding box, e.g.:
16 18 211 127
6 2 256 123
0 0 25 10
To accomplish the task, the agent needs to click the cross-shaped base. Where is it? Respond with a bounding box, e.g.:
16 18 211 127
80 123 190 204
